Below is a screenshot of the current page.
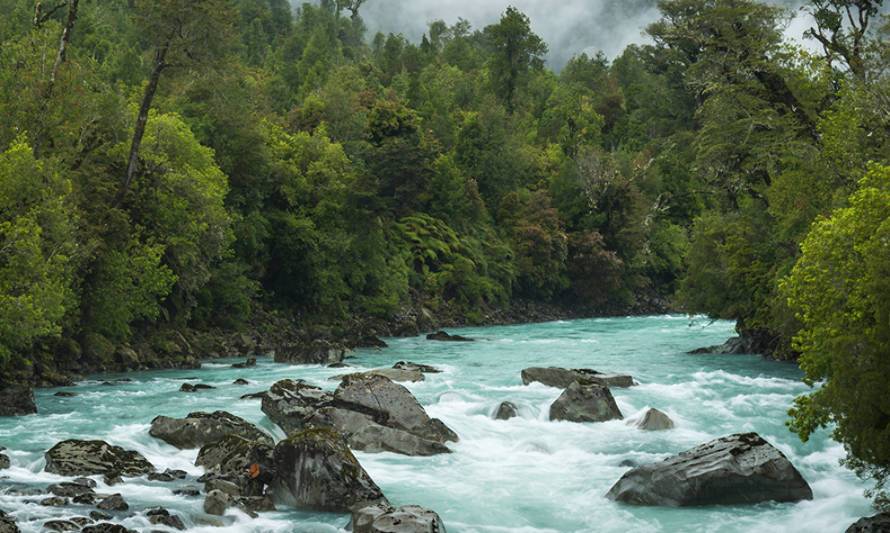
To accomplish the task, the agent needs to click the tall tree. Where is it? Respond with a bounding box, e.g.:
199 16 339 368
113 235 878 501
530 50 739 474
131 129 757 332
484 6 547 113
805 0 885 80
121 0 235 199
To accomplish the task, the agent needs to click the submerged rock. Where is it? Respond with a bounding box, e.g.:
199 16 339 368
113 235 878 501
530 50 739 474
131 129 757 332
426 331 473 342
0 385 37 416
231 357 257 369
521 367 634 389
393 361 441 373
180 383 215 392
351 503 447 533
54 391 77 397
549 382 623 423
270 428 387 512
632 408 675 431
42 520 79 532
233 378 249 385
274 339 349 365
846 512 890 532
150 411 273 449
44 440 154 477
493 401 518 420
605 432 813 506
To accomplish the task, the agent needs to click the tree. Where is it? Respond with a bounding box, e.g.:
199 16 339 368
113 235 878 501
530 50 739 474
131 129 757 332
783 164 890 508
805 0 885 80
121 0 235 199
484 6 547 113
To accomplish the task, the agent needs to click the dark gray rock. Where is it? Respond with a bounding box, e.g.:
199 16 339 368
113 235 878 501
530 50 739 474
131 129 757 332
270 428 387 512
204 489 229 516
240 391 266 400
633 408 674 431
0 510 19 533
148 468 187 482
0 453 8 470
88 511 112 522
233 378 249 385
97 493 128 511
180 383 215 392
274 339 349 365
352 503 447 533
521 367 635 388
493 401 518 420
73 493 97 505
357 336 388 349
82 524 135 533
42 520 79 532
103 472 122 486
231 358 257 369
332 368 425 383
234 495 276 515
39 496 69 506
205 478 241 498
149 411 272 449
44 440 154 477
0 385 36 416
54 392 77 397
195 434 273 481
426 331 473 342
846 513 890 532
73 477 97 488
261 376 456 456
549 382 623 423
146 508 186 530
172 486 201 497
688 336 758 355
393 361 440 374
605 432 814 506
48 482 95 498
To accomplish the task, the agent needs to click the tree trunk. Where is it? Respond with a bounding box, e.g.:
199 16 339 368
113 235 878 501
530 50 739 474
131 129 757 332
46 0 79 98
120 42 169 200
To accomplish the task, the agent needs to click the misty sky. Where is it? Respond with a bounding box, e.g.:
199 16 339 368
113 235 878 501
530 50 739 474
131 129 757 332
352 0 814 68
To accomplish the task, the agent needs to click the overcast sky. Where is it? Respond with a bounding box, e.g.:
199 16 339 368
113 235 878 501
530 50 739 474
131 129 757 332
351 0 819 68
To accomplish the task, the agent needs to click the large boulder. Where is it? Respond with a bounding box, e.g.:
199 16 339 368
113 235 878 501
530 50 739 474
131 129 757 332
204 489 229 516
44 440 154 476
605 432 813 506
847 513 890 532
261 379 334 435
632 408 675 431
0 385 37 416
149 411 272 449
196 434 274 486
335 375 458 444
549 382 623 423
274 340 348 365
522 367 634 389
261 376 456 456
352 503 446 533
331 368 425 383
270 428 387 512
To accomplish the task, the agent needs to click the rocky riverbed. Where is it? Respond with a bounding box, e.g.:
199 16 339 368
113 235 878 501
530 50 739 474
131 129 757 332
0 316 877 532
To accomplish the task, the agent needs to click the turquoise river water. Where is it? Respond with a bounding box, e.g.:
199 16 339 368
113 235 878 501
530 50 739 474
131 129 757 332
0 316 874 532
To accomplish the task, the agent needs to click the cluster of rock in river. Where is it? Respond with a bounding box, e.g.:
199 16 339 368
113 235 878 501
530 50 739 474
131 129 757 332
0 331 885 532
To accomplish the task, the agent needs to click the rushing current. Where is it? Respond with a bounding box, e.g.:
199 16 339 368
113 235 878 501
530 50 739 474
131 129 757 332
0 316 874 532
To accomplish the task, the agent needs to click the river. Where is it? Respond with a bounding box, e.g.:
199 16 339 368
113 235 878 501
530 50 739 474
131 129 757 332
0 316 873 532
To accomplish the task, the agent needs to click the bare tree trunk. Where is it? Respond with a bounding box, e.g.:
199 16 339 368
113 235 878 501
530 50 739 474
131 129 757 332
46 0 79 98
119 42 169 200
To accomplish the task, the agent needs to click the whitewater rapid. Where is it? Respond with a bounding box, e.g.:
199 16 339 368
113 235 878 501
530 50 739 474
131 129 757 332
0 316 872 532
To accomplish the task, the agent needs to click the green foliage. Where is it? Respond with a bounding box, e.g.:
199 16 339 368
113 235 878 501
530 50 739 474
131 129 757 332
783 165 890 508
484 7 547 113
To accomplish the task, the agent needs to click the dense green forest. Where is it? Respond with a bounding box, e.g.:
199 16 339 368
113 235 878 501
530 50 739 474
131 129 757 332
0 0 888 507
